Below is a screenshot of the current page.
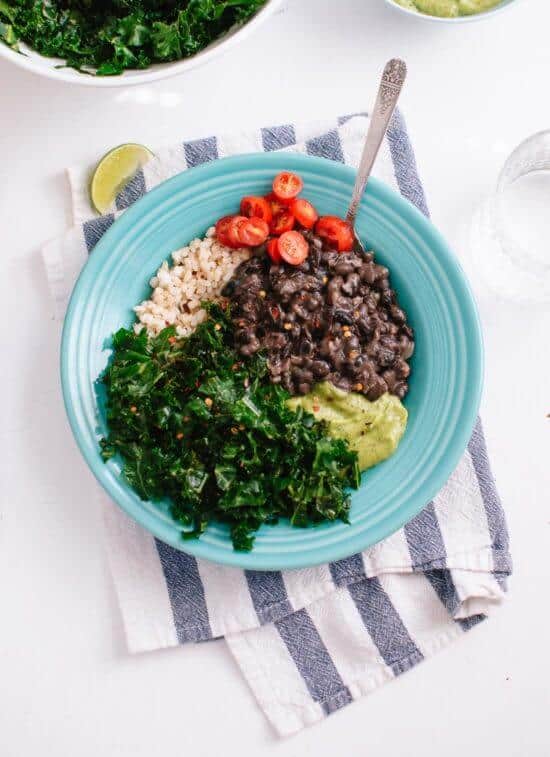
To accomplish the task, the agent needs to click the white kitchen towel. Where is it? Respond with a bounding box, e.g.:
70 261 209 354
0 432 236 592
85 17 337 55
42 112 511 737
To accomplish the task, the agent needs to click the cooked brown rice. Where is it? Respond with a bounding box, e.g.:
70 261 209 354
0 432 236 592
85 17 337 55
134 226 250 337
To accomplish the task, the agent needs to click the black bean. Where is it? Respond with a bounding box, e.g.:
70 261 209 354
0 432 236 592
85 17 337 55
378 348 396 368
393 382 408 399
264 332 288 350
344 335 360 352
341 272 360 296
334 260 355 275
357 316 374 339
394 359 410 379
334 376 352 392
390 305 406 323
333 308 354 325
382 369 397 391
221 280 236 297
327 277 344 305
359 263 376 284
379 289 393 307
367 376 387 401
240 337 260 356
311 235 323 250
235 327 253 344
401 338 415 359
312 360 330 378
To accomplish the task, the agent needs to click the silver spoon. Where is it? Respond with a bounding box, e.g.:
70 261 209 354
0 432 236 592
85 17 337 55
346 58 407 253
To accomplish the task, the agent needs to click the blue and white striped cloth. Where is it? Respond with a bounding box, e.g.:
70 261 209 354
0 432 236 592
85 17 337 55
43 113 512 737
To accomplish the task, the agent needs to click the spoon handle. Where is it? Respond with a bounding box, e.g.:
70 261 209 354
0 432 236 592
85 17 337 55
346 59 407 225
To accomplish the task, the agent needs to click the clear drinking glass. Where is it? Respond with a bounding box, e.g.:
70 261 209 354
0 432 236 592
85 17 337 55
470 130 550 304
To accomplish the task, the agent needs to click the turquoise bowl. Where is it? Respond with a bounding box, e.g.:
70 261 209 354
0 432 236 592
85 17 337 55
61 152 483 570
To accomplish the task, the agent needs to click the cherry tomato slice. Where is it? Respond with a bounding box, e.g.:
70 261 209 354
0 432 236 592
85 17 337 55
265 192 289 215
216 215 241 248
227 216 248 250
278 231 309 265
270 211 295 236
272 171 303 202
314 215 354 252
237 217 270 247
240 196 273 224
291 198 318 229
267 238 282 264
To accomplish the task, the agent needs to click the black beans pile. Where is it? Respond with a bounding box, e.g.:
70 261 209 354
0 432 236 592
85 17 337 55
223 233 414 400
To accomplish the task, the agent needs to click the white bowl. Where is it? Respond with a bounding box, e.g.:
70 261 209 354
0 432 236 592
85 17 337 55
0 0 282 87
383 0 521 23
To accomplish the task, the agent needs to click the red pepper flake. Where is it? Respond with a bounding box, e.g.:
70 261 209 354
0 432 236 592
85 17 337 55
168 336 177 345
270 306 280 319
176 432 184 440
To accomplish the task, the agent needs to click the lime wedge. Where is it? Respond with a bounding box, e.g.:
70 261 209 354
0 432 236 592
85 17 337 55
90 143 154 214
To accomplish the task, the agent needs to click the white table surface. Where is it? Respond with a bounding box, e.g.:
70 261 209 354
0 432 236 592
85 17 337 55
1 0 549 754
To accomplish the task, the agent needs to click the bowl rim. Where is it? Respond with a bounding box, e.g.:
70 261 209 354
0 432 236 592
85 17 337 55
0 0 282 87
61 152 484 570
382 0 522 23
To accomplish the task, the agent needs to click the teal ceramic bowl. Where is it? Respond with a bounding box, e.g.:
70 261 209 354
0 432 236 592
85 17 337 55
61 152 483 570
383 0 521 23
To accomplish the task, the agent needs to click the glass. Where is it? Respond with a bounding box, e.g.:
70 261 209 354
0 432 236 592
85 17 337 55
470 130 550 304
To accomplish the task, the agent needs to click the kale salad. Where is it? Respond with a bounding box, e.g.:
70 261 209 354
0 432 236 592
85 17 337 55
102 304 360 551
0 0 266 75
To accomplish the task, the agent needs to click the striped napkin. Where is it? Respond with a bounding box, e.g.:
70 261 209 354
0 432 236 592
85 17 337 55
43 112 512 737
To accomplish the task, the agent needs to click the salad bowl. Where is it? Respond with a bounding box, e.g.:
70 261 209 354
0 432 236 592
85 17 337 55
0 0 282 87
61 152 483 570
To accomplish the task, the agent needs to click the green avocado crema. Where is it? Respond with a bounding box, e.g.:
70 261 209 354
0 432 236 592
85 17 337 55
287 382 407 472
394 0 502 17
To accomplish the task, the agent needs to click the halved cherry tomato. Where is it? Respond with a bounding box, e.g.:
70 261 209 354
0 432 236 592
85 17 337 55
265 192 288 215
237 217 270 247
278 231 309 265
227 215 248 248
291 198 318 229
267 238 282 264
314 215 354 252
270 211 295 236
240 196 273 224
216 215 241 248
272 171 303 202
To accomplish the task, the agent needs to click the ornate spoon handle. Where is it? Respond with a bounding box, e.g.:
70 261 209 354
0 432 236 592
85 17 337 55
346 59 407 227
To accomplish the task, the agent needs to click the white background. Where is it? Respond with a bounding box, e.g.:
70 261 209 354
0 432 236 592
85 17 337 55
1 0 549 755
